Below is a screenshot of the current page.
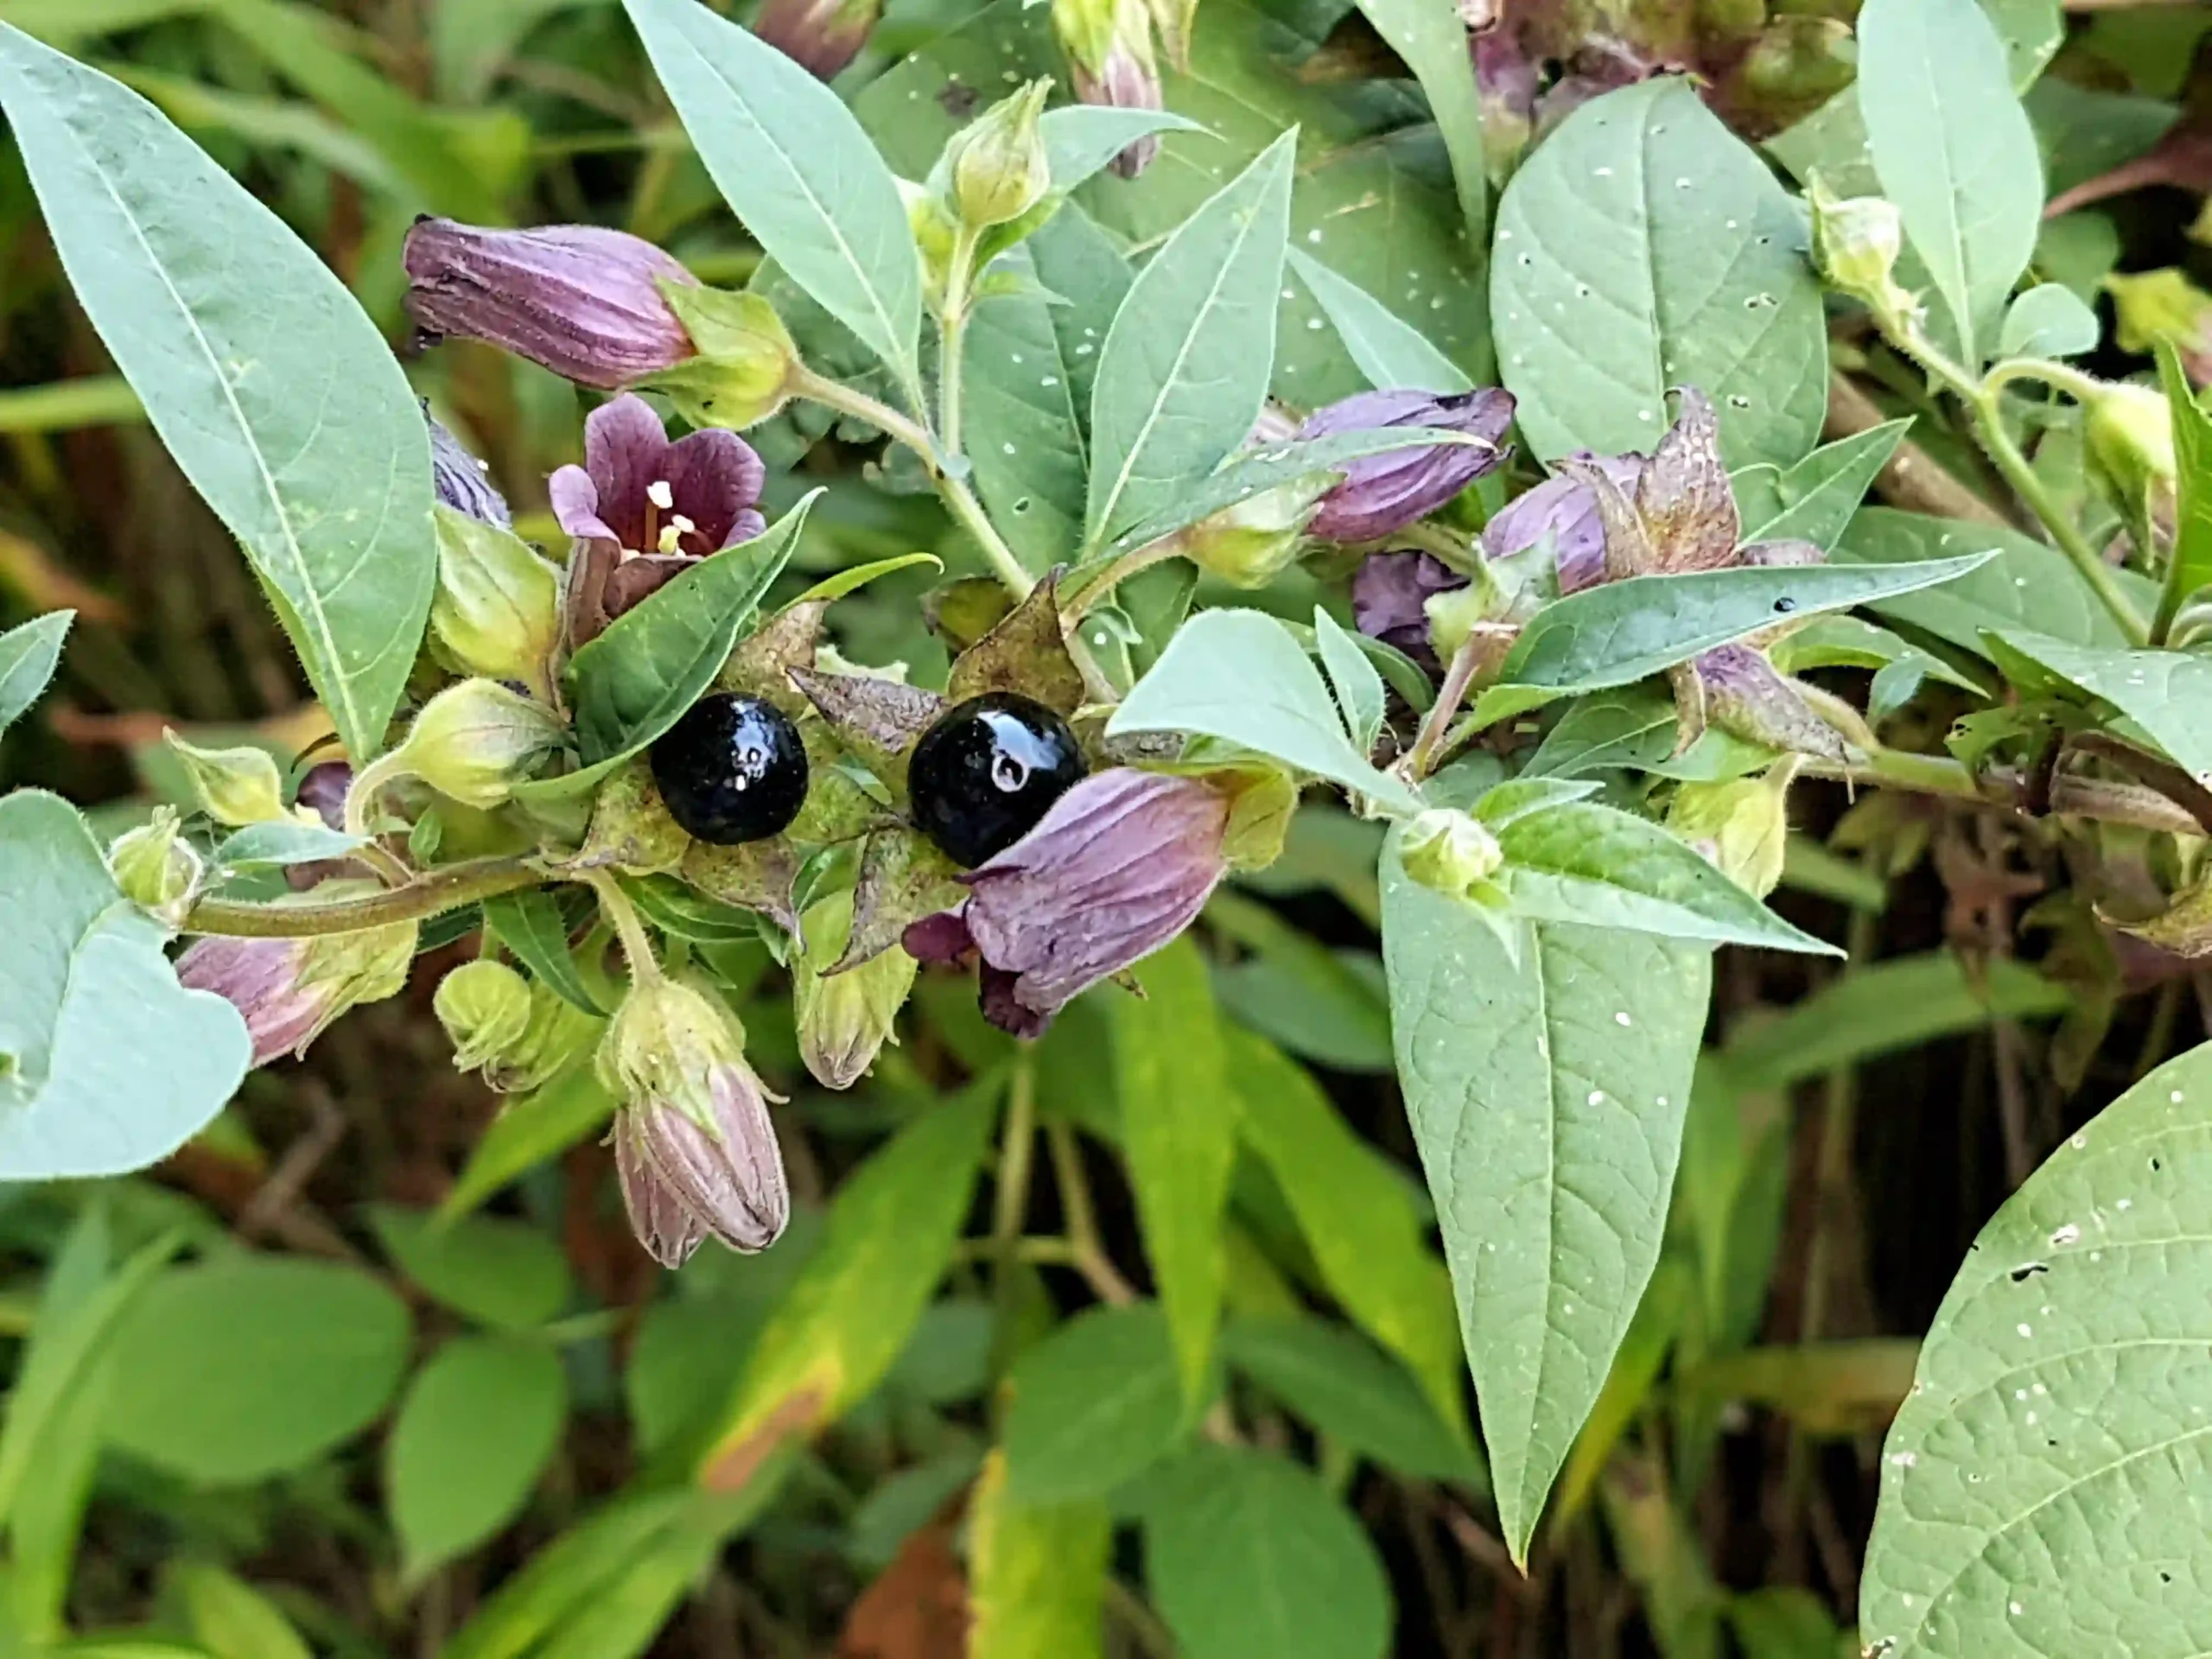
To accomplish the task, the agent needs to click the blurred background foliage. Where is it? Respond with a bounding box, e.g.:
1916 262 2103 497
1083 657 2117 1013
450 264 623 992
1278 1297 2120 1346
1 0 2211 1656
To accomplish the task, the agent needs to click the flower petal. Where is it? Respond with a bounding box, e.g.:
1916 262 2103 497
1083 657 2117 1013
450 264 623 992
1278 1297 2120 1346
582 394 677 552
1351 550 1464 667
1633 388 1740 572
663 426 767 552
549 463 617 546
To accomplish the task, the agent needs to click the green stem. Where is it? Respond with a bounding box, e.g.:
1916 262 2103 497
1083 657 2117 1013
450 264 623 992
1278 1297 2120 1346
1885 323 2150 645
939 226 981 459
1408 632 1484 781
584 871 659 982
0 376 144 434
791 364 1033 601
185 857 543 938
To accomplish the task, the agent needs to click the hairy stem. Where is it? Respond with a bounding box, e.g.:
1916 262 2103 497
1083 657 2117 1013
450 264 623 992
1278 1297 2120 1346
584 870 659 982
185 857 543 938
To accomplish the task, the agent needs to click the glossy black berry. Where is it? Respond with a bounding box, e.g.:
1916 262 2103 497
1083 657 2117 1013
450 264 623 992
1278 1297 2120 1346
908 692 1086 867
650 693 808 845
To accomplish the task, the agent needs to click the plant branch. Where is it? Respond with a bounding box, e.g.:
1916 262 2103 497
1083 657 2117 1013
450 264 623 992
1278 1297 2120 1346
1046 1121 1136 1306
1407 632 1485 781
1800 747 2201 836
584 871 659 982
184 857 543 938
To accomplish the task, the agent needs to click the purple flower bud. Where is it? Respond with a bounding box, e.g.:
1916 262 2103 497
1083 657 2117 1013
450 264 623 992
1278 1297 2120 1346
1689 644 1851 762
1055 0 1163 176
1080 41 1166 176
1298 388 1516 543
598 975 790 1265
1481 452 1647 593
902 769 1230 1038
550 395 767 645
403 219 699 391
753 0 881 79
175 901 416 1067
1350 551 1465 668
427 409 512 530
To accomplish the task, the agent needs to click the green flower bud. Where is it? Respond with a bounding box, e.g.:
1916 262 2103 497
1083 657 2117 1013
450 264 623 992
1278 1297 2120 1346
108 806 202 928
1667 771 1792 899
1808 179 1913 325
647 284 803 433
1397 808 1503 901
435 958 535 1072
2105 268 2212 360
164 733 296 828
899 177 963 312
429 507 563 702
793 888 916 1090
489 982 603 1095
1179 481 1323 588
2085 380 2178 518
363 680 564 822
947 81 1054 232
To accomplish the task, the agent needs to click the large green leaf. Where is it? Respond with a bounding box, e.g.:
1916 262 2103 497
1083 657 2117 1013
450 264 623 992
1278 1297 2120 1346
1113 938 1238 1407
1228 1029 1469 1436
1107 608 1422 813
440 1068 616 1221
1495 799 1838 956
1861 1039 2212 1656
0 26 435 762
1001 1302 1187 1504
1988 631 2212 783
696 1080 999 1487
2158 340 2212 631
1141 1444 1393 1659
103 1256 411 1483
556 492 817 784
1480 552 1997 717
1084 131 1295 545
1492 78 1827 473
0 610 69 740
1382 838 1710 1562
1289 249 1471 394
1523 685 1774 783
1224 1316 1479 1484
1346 0 1484 249
1857 0 2043 366
369 1206 573 1332
0 793 250 1179
969 1452 1110 1659
622 0 922 387
387 1335 567 1584
1735 423 1910 551
1834 507 2158 653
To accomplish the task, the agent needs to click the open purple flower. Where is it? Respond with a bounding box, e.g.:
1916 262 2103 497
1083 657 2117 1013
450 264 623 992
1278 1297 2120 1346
902 769 1231 1038
404 219 697 391
551 394 767 645
1351 551 1463 669
1300 388 1516 543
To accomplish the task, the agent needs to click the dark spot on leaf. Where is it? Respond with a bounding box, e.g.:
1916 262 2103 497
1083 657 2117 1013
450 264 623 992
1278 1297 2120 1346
938 79 980 120
2009 1262 2048 1282
1774 597 1796 613
2151 1156 2163 1172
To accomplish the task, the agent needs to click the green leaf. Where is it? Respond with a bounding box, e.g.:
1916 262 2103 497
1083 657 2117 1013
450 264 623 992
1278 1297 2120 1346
1041 105 1206 193
440 1067 616 1222
1492 78 1827 473
1313 607 1385 754
0 610 69 739
213 818 363 871
1523 686 1775 783
1228 1028 1471 1441
697 1079 999 1488
1835 506 2157 653
969 1452 1110 1659
1347 0 1485 249
1999 283 2100 360
964 255 1094 575
1141 1443 1392 1659
1288 249 1472 395
0 792 250 1179
0 27 435 763
482 890 605 1015
167 1559 313 1659
1209 893 1391 1073
1720 952 2068 1092
1084 130 1295 545
1002 1302 1188 1504
621 0 922 386
1382 839 1711 1563
1990 630 2212 782
556 491 817 782
1107 609 1423 814
1735 422 1911 551
1114 938 1237 1408
1496 799 1840 956
1860 1039 2212 1657
2158 339 2212 626
1224 1316 1479 1484
369 1206 573 1332
1484 553 1997 715
786 551 942 607
104 1256 410 1483
1857 0 2043 366
388 1335 567 1584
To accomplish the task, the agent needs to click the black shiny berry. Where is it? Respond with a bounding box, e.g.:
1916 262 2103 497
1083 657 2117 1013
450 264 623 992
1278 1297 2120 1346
908 693 1087 867
650 693 809 845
